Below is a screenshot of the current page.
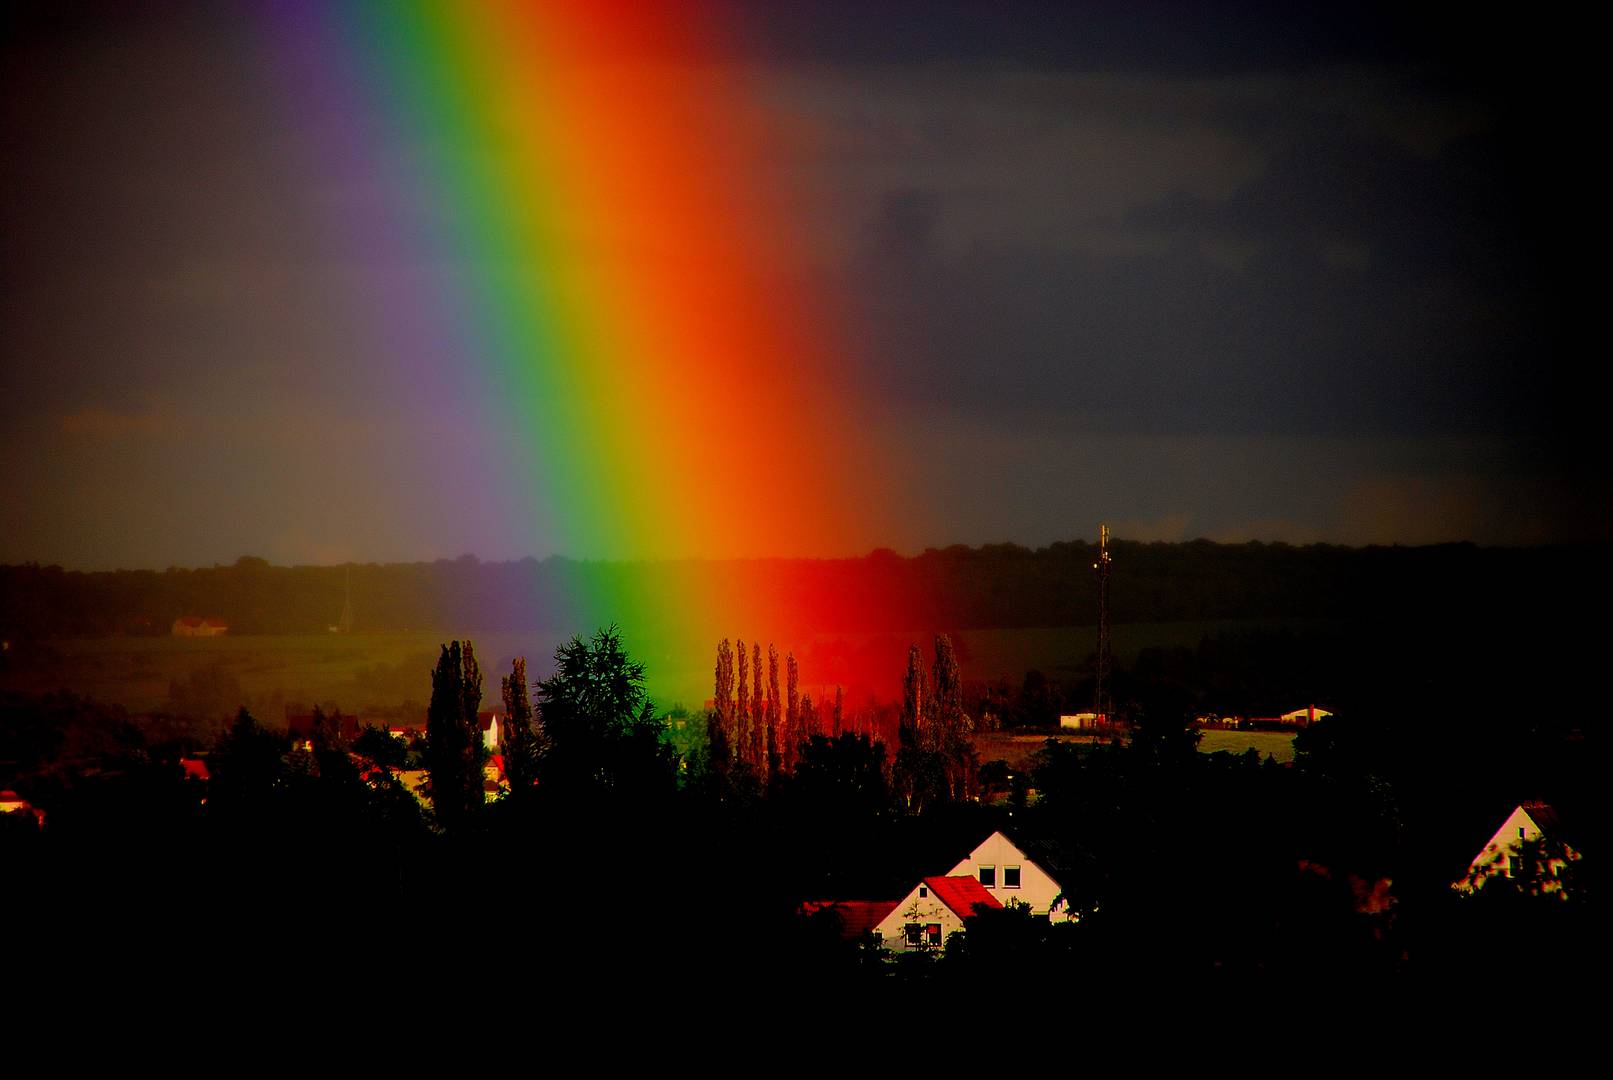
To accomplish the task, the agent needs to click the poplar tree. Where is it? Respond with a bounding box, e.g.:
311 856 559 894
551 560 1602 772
752 642 766 775
767 644 783 774
711 639 735 769
931 634 974 800
425 640 487 829
736 639 750 771
799 693 819 739
785 650 801 763
901 643 928 740
501 656 541 799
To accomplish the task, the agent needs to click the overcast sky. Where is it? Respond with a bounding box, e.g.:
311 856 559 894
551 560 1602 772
3 2 1604 568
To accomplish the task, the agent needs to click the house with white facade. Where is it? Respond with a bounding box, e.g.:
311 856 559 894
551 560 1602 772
1455 802 1580 895
871 876 1001 953
946 830 1073 921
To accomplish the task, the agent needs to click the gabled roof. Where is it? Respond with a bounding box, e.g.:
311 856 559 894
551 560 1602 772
923 875 1002 920
1519 801 1563 834
179 758 210 782
800 899 899 939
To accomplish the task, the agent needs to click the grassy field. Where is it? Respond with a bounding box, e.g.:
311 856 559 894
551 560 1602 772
3 617 1324 723
1196 729 1298 763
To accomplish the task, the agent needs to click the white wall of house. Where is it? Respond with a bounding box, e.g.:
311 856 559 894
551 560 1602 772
871 882 970 953
1456 804 1569 891
947 831 1071 920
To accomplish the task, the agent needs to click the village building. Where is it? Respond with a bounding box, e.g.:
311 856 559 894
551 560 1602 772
946 830 1073 920
1455 802 1580 895
285 708 361 751
871 876 1002 952
171 616 229 637
1279 705 1332 726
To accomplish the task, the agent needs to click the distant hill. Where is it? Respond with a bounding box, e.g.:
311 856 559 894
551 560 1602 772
2 540 1598 640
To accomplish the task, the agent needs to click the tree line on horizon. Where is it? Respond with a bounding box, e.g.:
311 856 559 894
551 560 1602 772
2 538 1589 640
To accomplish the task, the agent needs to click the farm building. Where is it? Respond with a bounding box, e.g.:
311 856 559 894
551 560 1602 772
171 616 229 637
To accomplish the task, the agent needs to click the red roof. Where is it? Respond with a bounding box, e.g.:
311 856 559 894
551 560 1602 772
800 899 899 939
179 758 210 782
286 710 360 741
924 875 1003 920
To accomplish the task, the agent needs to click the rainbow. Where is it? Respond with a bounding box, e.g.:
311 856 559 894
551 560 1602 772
260 2 920 688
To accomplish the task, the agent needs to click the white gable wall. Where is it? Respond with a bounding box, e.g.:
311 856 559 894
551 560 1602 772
1458 805 1559 890
947 831 1071 920
872 882 970 953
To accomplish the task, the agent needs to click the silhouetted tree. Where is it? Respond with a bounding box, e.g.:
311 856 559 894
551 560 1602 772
932 634 976 799
767 644 782 777
534 626 675 798
424 640 486 830
501 657 541 799
752 642 765 773
736 638 751 772
713 639 735 766
786 650 801 758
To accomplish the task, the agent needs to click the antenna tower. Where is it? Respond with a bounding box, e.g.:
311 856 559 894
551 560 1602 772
1093 523 1112 723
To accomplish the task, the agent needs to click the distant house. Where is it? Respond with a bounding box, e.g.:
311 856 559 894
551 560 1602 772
871 876 1003 952
1 790 45 828
179 758 210 783
393 711 499 750
172 616 229 637
1059 712 1100 730
285 708 360 751
478 710 500 752
1279 705 1332 727
1455 802 1581 895
946 830 1073 920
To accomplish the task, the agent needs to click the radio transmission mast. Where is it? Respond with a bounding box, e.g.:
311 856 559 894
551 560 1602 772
337 566 354 635
1093 524 1112 724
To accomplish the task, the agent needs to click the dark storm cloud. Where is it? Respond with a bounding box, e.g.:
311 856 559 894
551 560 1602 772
2 2 1603 564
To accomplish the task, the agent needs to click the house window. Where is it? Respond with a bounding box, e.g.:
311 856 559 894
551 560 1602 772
1004 866 1021 889
979 865 996 888
905 924 922 946
1518 826 1526 840
926 924 942 947
918 886 927 898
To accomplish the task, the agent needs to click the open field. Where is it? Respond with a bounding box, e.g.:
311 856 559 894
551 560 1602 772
1196 729 1298 763
2 617 1329 724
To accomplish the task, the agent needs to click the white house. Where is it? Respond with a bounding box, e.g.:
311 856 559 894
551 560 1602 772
871 876 1001 953
1455 802 1579 894
946 830 1073 920
1279 705 1332 726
